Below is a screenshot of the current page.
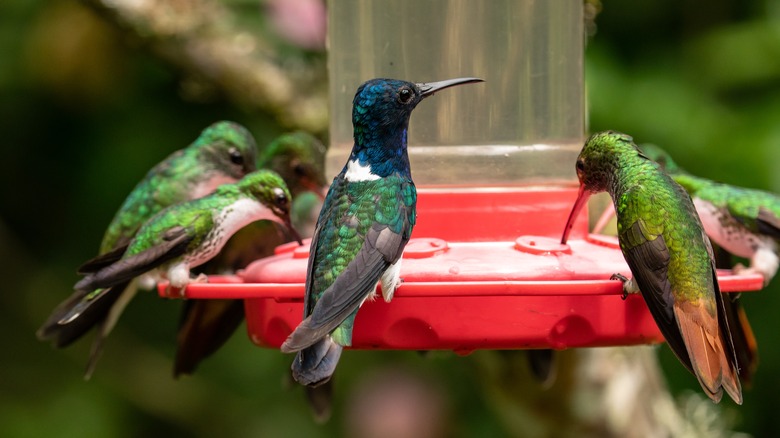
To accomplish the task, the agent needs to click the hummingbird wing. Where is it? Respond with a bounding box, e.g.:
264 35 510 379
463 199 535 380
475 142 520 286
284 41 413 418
173 299 245 377
711 184 780 238
752 207 780 238
77 243 130 274
74 225 196 292
36 281 130 347
619 219 694 373
281 223 404 352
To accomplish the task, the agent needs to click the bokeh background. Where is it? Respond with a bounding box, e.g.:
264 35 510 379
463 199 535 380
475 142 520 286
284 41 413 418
2 0 780 436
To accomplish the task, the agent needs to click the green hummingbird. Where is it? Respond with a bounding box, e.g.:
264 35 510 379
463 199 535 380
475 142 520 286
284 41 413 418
280 77 484 388
37 120 258 377
640 144 780 286
174 131 327 377
40 170 298 365
561 131 742 404
639 143 767 385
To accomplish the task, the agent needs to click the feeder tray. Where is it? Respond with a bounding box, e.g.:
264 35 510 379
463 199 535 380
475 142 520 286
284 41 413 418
158 186 763 354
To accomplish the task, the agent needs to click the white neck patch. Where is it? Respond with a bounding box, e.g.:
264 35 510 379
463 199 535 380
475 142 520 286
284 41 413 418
344 159 380 182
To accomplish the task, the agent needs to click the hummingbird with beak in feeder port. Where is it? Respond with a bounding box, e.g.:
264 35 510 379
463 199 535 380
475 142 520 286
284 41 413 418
280 77 484 391
42 170 299 369
174 131 327 377
561 130 742 404
37 121 258 377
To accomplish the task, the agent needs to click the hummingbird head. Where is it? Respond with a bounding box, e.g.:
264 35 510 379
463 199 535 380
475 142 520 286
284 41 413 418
574 130 642 193
239 170 303 244
257 131 327 199
195 121 259 179
349 77 483 177
561 130 640 244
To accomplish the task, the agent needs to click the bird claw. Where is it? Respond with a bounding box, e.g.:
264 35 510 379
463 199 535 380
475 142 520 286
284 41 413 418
166 284 185 299
193 273 209 283
609 273 633 300
733 263 768 287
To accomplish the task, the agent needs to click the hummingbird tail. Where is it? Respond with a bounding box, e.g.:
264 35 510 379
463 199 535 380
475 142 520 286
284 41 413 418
37 281 129 348
527 349 558 387
674 302 743 405
291 336 343 387
721 294 758 388
173 299 245 378
305 379 334 423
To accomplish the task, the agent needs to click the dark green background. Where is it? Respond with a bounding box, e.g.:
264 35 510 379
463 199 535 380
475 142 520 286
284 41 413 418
2 1 778 436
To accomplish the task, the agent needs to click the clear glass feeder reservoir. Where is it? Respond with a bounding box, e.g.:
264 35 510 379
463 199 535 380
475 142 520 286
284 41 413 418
159 0 762 352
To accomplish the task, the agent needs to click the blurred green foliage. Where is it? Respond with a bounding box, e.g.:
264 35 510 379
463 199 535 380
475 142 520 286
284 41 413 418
3 0 780 437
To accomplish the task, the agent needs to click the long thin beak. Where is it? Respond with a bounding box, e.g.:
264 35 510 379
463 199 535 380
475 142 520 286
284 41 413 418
561 184 591 244
417 77 484 98
284 216 304 245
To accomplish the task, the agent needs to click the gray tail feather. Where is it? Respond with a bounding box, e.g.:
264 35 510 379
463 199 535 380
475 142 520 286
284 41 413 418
305 379 334 423
291 336 342 387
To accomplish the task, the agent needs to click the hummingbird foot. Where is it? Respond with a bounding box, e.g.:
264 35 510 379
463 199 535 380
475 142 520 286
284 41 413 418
735 247 779 286
193 273 210 283
610 273 639 300
733 263 768 286
165 284 187 299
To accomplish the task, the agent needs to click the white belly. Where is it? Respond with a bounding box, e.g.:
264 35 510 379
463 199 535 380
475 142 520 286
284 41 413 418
693 197 761 258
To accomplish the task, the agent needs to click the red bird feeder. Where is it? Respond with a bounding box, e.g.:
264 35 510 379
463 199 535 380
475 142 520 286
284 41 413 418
158 1 763 352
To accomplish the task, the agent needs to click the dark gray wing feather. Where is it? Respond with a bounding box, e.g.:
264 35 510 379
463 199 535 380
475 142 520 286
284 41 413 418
621 220 694 373
77 244 129 274
74 227 193 292
281 225 404 352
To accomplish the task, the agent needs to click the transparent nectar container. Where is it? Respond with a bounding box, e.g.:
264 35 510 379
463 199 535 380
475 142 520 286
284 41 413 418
327 0 585 186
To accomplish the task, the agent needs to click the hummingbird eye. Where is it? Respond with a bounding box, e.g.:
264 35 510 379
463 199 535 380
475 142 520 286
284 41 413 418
228 147 244 166
575 159 585 172
398 87 413 104
273 188 289 207
292 161 307 177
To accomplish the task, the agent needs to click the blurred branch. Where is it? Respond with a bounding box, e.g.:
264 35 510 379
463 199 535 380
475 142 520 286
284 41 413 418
80 0 328 134
473 348 743 438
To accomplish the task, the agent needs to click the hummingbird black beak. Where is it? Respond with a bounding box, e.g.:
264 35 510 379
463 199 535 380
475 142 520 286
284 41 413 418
561 184 591 244
417 77 484 98
286 218 304 245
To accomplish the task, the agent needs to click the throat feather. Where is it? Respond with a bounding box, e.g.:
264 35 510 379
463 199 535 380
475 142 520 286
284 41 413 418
344 159 381 182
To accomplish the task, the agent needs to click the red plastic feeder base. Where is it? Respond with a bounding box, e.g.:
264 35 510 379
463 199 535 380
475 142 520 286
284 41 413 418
158 187 763 353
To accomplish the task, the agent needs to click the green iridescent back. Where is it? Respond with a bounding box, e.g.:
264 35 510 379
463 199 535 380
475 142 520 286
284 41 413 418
584 133 716 302
641 143 780 235
100 121 257 253
307 173 416 345
125 170 290 258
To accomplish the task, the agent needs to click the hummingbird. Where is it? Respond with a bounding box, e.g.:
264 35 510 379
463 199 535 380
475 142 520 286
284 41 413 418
639 143 766 385
561 130 742 404
174 131 327 377
280 77 484 388
40 170 299 366
37 120 258 377
640 144 780 286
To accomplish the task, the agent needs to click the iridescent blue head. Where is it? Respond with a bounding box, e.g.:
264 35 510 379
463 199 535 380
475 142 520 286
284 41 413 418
346 77 483 179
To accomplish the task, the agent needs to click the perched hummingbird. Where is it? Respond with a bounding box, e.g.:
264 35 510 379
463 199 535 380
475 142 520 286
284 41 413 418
280 77 484 387
37 120 258 377
640 143 766 385
561 131 742 404
174 131 327 377
40 170 298 365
